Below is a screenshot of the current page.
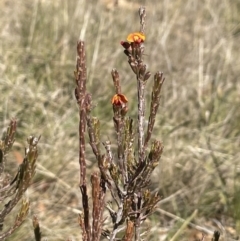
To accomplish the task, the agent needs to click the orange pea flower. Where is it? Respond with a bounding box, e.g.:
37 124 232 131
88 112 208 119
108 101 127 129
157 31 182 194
111 94 128 106
127 32 145 43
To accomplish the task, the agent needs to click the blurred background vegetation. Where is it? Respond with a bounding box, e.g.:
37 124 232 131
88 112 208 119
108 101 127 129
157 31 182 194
0 0 240 240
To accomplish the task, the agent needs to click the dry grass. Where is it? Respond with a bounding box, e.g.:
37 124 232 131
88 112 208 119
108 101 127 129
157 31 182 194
0 0 240 240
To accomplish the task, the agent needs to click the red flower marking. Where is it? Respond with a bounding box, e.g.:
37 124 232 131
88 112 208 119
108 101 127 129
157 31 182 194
120 41 131 49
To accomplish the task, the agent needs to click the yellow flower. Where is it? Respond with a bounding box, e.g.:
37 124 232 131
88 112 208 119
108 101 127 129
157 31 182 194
127 32 145 43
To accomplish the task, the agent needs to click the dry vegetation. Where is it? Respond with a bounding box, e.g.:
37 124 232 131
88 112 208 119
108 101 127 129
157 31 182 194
0 0 240 240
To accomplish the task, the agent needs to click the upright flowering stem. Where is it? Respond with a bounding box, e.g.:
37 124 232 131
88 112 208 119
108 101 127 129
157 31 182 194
75 41 91 241
120 7 163 240
121 8 147 164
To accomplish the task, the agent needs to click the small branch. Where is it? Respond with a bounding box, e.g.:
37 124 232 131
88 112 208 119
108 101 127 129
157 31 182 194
0 119 17 176
144 72 165 148
91 172 106 241
0 200 30 240
0 223 22 240
75 41 87 187
0 136 39 224
123 220 134 241
75 41 91 240
111 69 121 94
139 6 146 33
137 74 146 163
32 215 41 241
3 119 17 154
86 114 101 159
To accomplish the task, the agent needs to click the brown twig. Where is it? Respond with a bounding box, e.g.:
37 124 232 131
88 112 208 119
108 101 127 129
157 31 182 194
32 215 41 241
91 172 105 241
139 6 146 33
144 72 165 148
75 41 91 241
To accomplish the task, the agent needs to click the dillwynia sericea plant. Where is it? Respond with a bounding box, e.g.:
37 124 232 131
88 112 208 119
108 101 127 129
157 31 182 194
0 119 40 240
74 7 164 241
